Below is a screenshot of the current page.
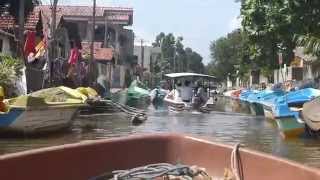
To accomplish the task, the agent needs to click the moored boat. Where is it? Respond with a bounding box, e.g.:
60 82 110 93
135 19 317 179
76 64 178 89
302 97 320 135
250 90 285 116
0 86 87 134
127 80 150 107
0 133 320 180
269 88 320 138
246 90 268 116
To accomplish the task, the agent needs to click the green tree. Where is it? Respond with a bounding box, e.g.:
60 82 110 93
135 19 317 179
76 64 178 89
241 0 295 70
152 32 205 74
0 54 23 95
240 0 320 73
207 30 250 82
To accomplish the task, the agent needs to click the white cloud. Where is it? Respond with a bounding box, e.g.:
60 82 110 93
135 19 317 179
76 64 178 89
229 15 242 31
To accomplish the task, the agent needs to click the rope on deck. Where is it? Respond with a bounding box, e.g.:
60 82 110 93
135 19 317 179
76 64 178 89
92 163 211 180
231 143 244 180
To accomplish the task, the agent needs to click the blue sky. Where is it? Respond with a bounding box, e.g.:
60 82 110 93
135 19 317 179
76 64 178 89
44 0 241 64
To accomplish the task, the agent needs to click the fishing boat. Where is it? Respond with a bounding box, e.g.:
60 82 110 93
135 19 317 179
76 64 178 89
113 80 150 107
163 73 217 112
302 97 320 135
224 89 242 100
0 86 87 134
229 89 253 113
245 90 266 116
1 133 320 180
269 88 320 138
248 90 286 116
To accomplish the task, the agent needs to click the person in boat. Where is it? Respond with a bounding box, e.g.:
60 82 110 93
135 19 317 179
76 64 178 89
181 80 193 103
166 82 182 101
0 86 8 113
196 81 208 106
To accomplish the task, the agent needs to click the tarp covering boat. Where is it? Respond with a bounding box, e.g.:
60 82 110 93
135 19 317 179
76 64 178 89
303 97 320 131
7 86 87 108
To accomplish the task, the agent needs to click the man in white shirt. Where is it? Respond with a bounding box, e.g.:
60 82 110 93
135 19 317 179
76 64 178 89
181 80 193 102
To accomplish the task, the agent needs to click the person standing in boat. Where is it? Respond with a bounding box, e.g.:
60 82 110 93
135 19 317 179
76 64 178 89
195 81 208 106
181 80 193 103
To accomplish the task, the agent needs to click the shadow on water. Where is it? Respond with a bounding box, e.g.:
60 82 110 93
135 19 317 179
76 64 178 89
1 97 320 168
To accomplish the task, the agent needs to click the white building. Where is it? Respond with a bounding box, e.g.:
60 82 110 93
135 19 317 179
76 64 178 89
0 30 14 55
134 45 161 72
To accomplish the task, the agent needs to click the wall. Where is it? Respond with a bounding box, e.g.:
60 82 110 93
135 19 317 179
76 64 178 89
0 34 12 55
273 65 293 84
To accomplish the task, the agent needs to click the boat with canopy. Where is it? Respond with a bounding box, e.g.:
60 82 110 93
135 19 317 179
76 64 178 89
163 73 217 112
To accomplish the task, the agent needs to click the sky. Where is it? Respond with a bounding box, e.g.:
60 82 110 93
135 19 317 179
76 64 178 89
43 0 241 64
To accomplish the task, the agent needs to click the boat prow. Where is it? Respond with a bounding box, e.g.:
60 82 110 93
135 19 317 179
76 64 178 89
0 133 319 180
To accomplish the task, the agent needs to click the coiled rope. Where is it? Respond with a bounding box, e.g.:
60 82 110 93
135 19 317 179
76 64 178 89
92 144 244 180
92 163 210 180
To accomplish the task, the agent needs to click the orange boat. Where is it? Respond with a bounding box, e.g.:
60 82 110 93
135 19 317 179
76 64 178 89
0 134 319 180
231 89 242 99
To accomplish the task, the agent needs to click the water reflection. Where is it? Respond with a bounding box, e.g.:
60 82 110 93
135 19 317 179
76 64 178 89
0 97 320 168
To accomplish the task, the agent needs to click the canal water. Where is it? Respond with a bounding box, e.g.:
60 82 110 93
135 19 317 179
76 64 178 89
1 97 320 168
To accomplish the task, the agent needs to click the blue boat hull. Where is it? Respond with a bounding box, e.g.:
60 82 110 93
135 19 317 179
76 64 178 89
0 108 25 128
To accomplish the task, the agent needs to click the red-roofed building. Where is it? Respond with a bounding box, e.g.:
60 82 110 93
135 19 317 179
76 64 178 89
0 5 134 89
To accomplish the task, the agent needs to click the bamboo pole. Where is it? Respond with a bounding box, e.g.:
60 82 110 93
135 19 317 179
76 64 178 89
89 0 97 85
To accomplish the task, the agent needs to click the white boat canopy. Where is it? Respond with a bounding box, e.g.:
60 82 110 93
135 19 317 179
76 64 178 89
165 73 216 79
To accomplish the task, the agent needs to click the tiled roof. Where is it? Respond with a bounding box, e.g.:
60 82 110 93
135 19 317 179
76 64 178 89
39 5 133 25
0 5 133 30
81 42 114 61
0 8 41 30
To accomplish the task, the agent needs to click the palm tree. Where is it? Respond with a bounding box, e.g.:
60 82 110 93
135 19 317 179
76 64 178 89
295 34 320 57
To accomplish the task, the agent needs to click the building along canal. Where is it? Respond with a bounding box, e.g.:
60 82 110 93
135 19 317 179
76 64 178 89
1 97 320 168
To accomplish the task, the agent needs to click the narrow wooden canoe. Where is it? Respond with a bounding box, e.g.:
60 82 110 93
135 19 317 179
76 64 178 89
0 133 319 180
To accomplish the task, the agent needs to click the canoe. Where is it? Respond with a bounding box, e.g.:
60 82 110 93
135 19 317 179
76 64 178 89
0 133 320 180
0 86 86 134
302 97 320 132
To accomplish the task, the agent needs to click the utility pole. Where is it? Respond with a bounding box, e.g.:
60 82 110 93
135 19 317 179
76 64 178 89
89 0 96 85
48 0 59 85
141 39 144 68
173 46 176 73
18 0 25 59
103 11 108 48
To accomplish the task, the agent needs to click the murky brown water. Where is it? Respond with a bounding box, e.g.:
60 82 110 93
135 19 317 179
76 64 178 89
1 97 320 168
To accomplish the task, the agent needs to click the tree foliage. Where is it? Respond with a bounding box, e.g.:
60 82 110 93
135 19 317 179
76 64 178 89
152 32 205 74
241 0 320 65
0 54 23 90
207 0 320 84
207 30 250 82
